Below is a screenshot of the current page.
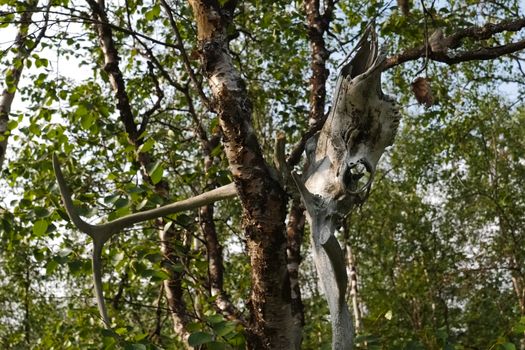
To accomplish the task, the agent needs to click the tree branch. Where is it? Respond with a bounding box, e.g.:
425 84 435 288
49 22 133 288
0 8 180 49
138 61 165 136
446 18 525 49
304 0 331 124
0 0 50 170
86 0 140 144
385 18 525 69
159 0 212 110
286 111 328 167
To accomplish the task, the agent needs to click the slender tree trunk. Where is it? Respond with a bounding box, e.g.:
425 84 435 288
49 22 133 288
342 221 362 335
304 0 333 124
0 0 43 171
198 129 244 322
86 0 191 342
23 261 30 346
511 274 525 350
346 244 362 334
286 199 306 349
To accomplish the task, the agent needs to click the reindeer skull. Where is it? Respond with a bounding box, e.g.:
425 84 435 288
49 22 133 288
295 26 400 350
304 26 400 211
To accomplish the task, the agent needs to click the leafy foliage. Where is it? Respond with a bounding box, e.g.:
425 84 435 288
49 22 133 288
0 0 525 349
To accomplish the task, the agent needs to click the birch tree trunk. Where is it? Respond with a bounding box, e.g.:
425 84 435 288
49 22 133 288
346 243 362 334
0 0 46 171
187 1 296 348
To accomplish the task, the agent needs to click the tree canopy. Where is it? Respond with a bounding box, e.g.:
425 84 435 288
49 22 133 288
1 0 525 349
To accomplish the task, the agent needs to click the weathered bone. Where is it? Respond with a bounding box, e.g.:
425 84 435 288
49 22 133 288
295 26 400 349
53 154 237 327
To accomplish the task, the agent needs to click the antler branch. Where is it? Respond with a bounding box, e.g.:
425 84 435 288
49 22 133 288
53 154 237 327
53 154 237 239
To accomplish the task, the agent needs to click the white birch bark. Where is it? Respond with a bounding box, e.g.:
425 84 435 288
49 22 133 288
0 1 43 170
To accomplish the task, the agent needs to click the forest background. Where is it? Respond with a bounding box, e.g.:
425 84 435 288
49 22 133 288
1 0 525 349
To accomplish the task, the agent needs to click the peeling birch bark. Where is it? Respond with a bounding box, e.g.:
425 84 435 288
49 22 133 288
294 27 400 350
187 1 295 348
286 200 306 350
346 244 362 334
0 0 46 171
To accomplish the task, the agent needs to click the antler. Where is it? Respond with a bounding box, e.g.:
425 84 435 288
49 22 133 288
53 154 237 327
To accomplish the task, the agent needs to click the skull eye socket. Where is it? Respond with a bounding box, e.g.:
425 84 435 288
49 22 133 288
343 159 373 194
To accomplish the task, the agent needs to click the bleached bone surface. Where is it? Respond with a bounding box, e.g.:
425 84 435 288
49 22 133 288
295 27 400 350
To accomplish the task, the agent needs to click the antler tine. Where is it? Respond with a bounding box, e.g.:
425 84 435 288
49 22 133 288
53 154 99 238
52 153 238 327
53 153 238 241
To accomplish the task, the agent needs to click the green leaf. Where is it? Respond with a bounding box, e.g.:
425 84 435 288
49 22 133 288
188 332 213 347
172 263 184 273
227 333 245 346
101 329 114 337
144 4 160 21
35 58 49 68
46 259 59 275
114 327 128 335
108 205 131 221
213 321 236 337
150 163 164 185
207 314 224 324
103 339 116 350
33 249 45 262
29 122 41 136
207 341 226 350
513 322 525 334
114 197 130 209
7 120 18 130
67 260 83 274
75 104 89 117
104 194 120 204
133 333 148 342
139 138 155 153
0 13 13 25
6 84 16 94
150 269 170 281
186 322 201 333
33 219 48 236
501 343 516 350
34 206 51 217
81 113 95 129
